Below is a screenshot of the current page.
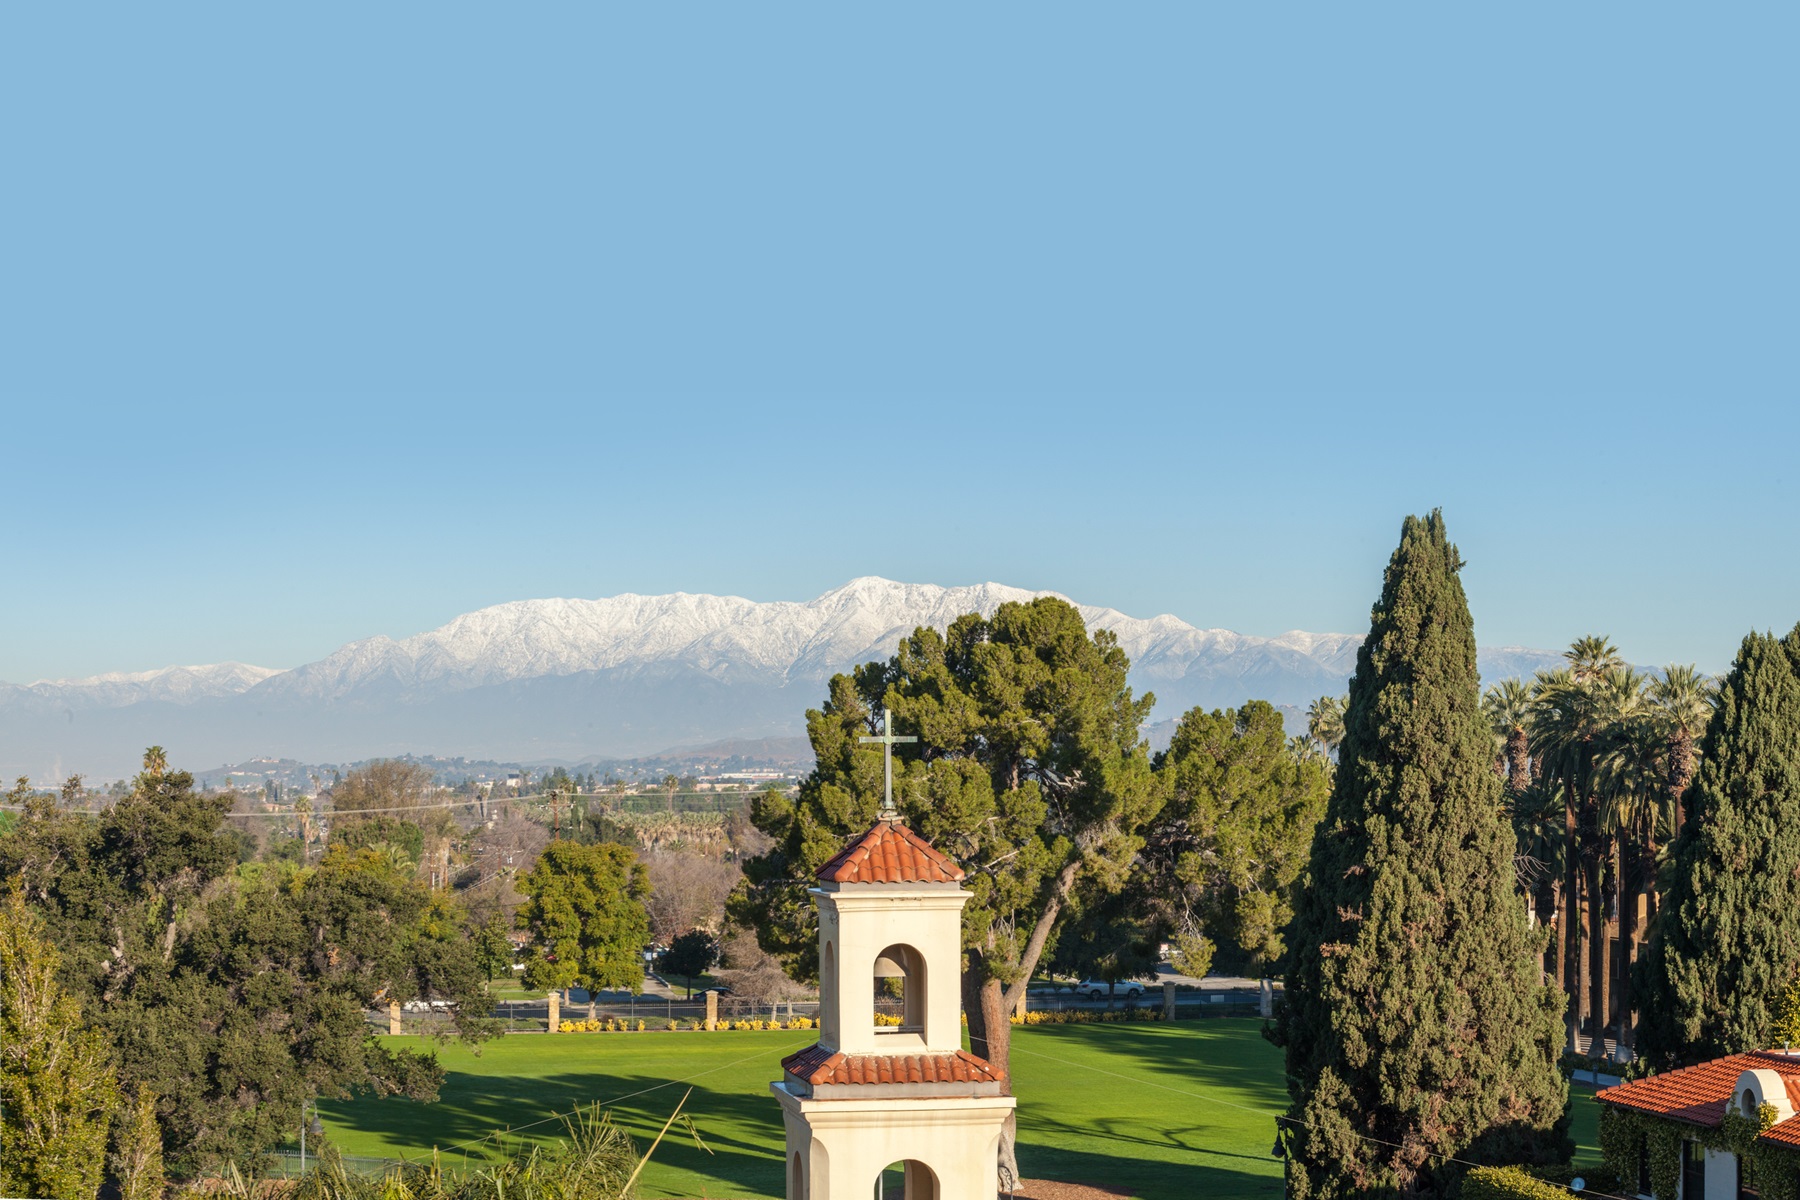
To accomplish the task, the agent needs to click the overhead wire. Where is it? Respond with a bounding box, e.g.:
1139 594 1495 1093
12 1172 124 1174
0 789 788 819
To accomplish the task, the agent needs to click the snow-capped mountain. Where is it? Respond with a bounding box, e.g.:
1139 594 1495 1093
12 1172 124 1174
249 578 1380 706
0 578 1563 781
5 662 282 711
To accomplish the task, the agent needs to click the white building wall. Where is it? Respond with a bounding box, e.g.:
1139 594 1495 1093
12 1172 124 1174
813 885 968 1055
774 1089 1014 1200
1702 1146 1735 1200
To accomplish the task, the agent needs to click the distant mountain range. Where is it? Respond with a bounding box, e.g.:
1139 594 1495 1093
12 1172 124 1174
0 578 1565 782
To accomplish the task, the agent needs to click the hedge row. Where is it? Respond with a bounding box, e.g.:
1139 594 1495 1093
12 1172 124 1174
1462 1166 1570 1200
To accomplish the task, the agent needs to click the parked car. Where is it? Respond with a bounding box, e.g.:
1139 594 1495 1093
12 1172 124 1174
1066 979 1145 1000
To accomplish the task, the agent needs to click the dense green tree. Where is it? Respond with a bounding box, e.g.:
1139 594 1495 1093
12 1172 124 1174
517 840 652 998
332 815 425 864
0 752 497 1179
660 929 720 998
1044 887 1161 994
471 909 517 981
107 844 493 1176
1142 701 1329 975
730 597 1159 1178
0 888 116 1200
1637 627 1800 1066
1272 512 1569 1198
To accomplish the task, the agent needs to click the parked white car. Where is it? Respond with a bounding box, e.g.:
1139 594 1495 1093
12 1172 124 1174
1066 979 1145 1000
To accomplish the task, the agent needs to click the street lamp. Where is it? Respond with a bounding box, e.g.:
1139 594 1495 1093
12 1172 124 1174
299 1100 324 1175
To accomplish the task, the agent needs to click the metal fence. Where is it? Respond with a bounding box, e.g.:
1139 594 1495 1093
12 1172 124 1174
385 984 1275 1033
266 1152 402 1179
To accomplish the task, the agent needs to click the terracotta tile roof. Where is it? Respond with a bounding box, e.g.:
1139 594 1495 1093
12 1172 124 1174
781 1043 1001 1086
1765 1116 1800 1147
816 820 965 885
1597 1052 1800 1133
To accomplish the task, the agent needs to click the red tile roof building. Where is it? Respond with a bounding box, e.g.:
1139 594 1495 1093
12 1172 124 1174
781 1044 1003 1091
815 818 966 885
1595 1050 1800 1197
1598 1052 1800 1132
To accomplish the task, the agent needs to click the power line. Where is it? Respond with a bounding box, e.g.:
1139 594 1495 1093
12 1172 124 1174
0 789 789 820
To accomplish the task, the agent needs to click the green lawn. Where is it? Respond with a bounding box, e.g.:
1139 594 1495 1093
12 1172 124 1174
315 1022 1602 1199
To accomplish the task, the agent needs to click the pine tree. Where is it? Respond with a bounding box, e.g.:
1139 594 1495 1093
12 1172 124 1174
1636 626 1800 1065
1272 512 1569 1198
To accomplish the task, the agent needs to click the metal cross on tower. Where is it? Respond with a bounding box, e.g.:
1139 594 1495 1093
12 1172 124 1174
858 707 917 821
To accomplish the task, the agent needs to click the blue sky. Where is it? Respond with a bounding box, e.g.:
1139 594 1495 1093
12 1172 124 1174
3 6 1795 682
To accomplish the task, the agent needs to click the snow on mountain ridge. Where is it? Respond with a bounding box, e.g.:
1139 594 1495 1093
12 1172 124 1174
10 662 282 709
0 580 1574 780
245 577 1374 704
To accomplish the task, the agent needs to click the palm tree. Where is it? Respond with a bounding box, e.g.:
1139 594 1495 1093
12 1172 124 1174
1483 678 1534 792
1306 695 1346 759
1531 667 1594 1049
1648 665 1716 833
1533 636 1634 1050
1566 635 1624 684
1508 780 1566 942
1591 667 1655 1048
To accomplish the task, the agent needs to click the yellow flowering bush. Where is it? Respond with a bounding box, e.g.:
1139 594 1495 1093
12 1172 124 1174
1009 1008 1166 1026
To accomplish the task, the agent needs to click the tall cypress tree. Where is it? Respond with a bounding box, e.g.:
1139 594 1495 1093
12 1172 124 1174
1272 512 1569 1198
1636 626 1800 1066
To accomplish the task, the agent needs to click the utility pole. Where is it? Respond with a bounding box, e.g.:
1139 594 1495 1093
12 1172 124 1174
551 787 562 839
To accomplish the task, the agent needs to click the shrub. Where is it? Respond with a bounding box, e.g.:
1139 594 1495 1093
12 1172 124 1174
1462 1166 1569 1200
1011 1008 1167 1026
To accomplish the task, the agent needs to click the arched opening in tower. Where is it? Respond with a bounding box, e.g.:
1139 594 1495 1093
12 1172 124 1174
875 1158 939 1200
873 943 926 1033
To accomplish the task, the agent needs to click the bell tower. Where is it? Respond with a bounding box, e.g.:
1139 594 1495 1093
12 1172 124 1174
770 714 1015 1200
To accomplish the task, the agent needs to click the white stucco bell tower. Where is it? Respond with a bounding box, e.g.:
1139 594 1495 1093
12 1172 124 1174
770 713 1015 1200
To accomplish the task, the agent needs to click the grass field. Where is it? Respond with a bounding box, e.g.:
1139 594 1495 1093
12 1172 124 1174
315 1022 1603 1199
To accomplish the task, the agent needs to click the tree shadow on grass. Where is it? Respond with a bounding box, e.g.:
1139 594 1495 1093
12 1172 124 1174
1014 1140 1283 1200
324 1068 789 1197
319 1023 1289 1199
1023 1110 1275 1164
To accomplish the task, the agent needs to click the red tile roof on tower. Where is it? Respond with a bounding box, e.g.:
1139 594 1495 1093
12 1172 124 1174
781 1043 1001 1086
1597 1051 1800 1145
815 819 965 885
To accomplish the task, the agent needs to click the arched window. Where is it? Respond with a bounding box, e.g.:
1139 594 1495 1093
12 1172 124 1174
875 1159 938 1200
790 1150 805 1200
873 944 926 1032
